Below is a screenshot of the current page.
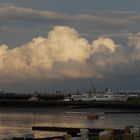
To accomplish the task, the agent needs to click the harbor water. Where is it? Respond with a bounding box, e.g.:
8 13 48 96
0 107 140 139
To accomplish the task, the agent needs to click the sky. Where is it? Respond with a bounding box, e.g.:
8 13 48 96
1 0 140 92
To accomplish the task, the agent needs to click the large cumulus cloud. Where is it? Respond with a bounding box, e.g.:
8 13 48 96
0 26 140 82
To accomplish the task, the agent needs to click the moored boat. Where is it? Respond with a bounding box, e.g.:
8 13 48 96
64 89 128 102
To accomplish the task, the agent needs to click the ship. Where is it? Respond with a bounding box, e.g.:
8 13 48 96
64 88 128 102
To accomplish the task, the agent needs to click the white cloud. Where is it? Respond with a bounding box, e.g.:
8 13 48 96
0 44 8 55
0 26 120 80
46 26 91 62
1 26 140 82
128 33 140 61
91 37 118 53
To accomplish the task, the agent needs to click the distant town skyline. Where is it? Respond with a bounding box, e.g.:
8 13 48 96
0 0 140 92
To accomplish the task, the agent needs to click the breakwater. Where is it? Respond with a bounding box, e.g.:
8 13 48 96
0 99 140 109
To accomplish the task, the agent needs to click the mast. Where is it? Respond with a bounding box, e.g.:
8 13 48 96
88 78 96 93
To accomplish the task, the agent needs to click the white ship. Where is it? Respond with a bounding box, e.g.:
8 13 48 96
65 89 128 102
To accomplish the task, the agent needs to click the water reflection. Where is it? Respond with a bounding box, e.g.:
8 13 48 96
0 107 139 139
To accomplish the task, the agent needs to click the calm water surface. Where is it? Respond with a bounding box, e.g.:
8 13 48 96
0 107 140 139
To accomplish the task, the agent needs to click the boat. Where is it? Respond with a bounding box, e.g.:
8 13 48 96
93 90 128 102
87 112 99 120
64 88 128 102
28 96 39 101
